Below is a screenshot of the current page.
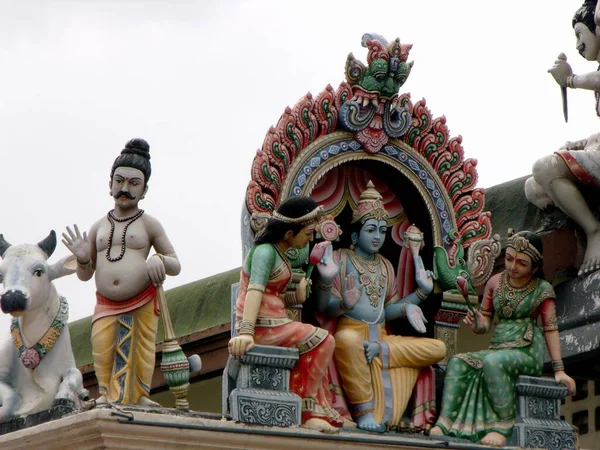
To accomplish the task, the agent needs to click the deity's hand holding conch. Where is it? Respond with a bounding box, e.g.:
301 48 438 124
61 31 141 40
405 224 434 296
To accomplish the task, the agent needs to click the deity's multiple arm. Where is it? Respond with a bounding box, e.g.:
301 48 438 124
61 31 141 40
384 253 432 321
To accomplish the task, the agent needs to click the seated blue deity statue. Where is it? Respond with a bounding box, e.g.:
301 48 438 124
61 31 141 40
315 181 446 433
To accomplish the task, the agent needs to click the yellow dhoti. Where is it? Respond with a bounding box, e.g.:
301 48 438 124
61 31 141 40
91 285 159 404
334 316 446 426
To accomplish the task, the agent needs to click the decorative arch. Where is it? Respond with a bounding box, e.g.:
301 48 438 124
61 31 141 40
243 35 493 288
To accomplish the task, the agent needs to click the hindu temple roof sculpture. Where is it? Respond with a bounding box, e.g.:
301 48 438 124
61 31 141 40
244 33 493 292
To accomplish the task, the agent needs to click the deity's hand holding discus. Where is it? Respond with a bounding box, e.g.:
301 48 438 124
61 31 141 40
62 225 91 266
315 243 340 282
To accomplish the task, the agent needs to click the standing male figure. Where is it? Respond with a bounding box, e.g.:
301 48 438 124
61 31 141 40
63 138 181 405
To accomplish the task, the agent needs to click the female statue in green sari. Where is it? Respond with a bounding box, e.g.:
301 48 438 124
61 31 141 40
429 231 576 447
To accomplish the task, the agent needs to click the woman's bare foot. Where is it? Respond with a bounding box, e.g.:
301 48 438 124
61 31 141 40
580 228 600 276
480 431 506 447
429 425 444 436
342 417 357 428
303 418 340 433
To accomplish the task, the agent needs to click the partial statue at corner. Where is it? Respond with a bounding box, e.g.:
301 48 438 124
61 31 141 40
526 0 600 276
0 232 88 422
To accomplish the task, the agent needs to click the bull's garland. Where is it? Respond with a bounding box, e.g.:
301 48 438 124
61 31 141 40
246 83 491 249
11 296 69 370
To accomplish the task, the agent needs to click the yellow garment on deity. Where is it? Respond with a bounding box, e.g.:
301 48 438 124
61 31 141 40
334 316 446 426
91 298 159 404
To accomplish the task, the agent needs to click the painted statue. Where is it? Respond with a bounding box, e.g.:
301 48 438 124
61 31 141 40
228 196 343 433
526 0 600 276
314 182 446 433
62 138 181 406
430 231 576 447
0 232 87 421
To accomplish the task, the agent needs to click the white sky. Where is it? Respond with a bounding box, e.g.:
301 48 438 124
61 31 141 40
0 0 597 332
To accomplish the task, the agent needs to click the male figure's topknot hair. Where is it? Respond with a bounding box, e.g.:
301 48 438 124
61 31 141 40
122 138 151 160
110 138 152 185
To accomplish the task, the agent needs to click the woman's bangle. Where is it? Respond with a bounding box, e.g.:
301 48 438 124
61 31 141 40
239 320 256 337
566 74 576 89
415 288 427 300
283 292 299 306
153 253 165 263
317 280 333 291
552 360 565 373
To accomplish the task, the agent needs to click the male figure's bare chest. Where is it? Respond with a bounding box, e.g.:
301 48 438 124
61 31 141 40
96 220 150 253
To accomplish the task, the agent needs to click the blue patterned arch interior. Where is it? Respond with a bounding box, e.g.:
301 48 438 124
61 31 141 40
288 138 455 251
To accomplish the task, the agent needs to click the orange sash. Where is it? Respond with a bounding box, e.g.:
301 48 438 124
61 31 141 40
93 284 158 323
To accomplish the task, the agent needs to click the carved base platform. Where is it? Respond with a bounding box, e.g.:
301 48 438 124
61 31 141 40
507 376 578 450
0 406 528 450
0 398 77 436
225 345 301 428
230 388 301 427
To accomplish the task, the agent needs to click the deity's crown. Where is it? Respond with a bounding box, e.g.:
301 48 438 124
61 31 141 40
351 181 389 224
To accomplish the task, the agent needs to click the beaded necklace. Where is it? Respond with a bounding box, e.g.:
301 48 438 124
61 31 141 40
347 250 386 307
497 271 538 318
106 209 145 262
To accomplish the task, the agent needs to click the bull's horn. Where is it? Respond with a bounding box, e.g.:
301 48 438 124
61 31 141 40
0 234 11 258
37 230 57 258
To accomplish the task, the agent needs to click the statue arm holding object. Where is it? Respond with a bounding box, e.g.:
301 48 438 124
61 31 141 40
463 275 495 334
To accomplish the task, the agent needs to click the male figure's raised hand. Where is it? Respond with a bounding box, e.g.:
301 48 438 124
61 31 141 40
62 225 91 264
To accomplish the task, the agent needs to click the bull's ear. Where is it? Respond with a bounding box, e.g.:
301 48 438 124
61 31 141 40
49 255 77 281
0 234 11 258
37 231 57 259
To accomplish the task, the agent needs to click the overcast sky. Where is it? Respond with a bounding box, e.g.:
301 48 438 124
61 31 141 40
0 1 596 332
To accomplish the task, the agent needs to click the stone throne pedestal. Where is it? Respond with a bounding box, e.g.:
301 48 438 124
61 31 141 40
222 283 302 427
507 375 578 449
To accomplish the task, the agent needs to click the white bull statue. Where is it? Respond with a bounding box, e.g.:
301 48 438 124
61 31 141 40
0 231 87 422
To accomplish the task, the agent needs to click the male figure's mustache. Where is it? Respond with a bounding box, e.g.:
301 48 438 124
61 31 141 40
114 191 136 199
